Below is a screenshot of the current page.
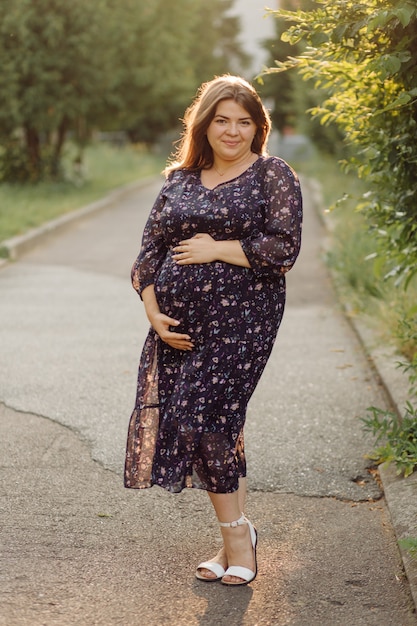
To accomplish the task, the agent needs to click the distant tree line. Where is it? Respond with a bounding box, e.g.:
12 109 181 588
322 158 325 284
0 0 249 182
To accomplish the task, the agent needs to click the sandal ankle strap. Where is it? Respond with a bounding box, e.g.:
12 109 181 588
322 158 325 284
219 514 247 528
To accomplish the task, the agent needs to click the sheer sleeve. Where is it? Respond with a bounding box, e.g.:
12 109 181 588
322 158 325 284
240 157 302 278
131 180 169 297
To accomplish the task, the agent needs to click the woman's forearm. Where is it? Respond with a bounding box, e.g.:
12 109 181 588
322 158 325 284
141 285 160 324
173 233 250 268
213 239 251 268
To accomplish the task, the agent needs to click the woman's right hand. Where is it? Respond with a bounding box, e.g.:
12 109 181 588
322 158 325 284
150 312 194 351
141 284 194 351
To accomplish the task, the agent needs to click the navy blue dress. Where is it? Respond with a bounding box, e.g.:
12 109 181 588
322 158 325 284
125 156 302 493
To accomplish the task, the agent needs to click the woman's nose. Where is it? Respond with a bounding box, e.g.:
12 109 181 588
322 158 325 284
226 123 238 135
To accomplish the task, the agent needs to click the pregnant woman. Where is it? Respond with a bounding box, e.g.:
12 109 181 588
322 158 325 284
125 75 303 586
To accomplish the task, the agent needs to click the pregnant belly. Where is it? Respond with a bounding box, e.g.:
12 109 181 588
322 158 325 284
155 257 213 303
154 255 255 306
154 257 285 360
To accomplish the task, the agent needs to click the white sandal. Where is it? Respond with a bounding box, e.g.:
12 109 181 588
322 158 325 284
195 560 226 582
219 514 258 586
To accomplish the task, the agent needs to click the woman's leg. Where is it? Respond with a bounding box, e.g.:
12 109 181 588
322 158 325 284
237 476 247 515
207 481 255 584
196 477 248 581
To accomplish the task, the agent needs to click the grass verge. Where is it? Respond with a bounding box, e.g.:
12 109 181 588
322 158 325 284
297 153 417 478
0 142 166 243
297 154 417 361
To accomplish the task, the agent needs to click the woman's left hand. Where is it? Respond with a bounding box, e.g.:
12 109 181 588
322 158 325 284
173 233 217 265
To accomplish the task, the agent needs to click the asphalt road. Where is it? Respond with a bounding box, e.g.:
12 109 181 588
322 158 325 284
1 177 416 625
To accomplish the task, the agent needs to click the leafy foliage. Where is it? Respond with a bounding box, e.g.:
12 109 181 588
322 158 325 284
263 0 417 287
0 0 113 181
188 0 251 84
264 1 417 477
398 537 417 559
362 317 417 477
258 0 345 156
124 0 250 145
362 399 417 478
0 0 248 182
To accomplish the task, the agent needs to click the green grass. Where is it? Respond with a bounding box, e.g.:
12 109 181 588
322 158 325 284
399 537 417 560
0 142 166 242
295 154 364 215
298 153 417 477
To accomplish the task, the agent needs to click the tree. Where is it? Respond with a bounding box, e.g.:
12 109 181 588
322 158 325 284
188 0 251 82
106 0 200 145
258 0 346 155
259 0 314 131
124 0 251 144
0 0 116 181
264 0 417 285
0 0 249 181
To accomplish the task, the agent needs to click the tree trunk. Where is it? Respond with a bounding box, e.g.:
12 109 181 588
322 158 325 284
51 117 69 178
24 124 42 181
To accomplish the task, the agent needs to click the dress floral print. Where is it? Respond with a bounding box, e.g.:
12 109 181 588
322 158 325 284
125 156 302 493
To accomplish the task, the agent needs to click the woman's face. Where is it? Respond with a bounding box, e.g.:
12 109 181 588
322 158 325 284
206 99 257 163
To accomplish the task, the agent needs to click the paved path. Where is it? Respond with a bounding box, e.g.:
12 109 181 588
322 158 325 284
0 178 416 625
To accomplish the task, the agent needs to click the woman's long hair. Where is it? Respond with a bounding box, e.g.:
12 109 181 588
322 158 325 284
165 75 271 175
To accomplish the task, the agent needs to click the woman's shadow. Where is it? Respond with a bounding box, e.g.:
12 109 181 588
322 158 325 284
193 579 253 625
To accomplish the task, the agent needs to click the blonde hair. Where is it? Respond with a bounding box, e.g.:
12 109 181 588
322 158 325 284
165 75 271 175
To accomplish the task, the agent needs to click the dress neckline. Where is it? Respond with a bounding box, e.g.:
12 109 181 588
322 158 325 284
198 156 263 191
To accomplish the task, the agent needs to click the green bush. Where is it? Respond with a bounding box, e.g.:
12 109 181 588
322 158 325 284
362 401 417 478
266 0 417 286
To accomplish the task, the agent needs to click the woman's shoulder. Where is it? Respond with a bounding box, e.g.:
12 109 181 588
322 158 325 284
259 154 296 172
158 168 194 195
164 168 196 186
257 155 299 182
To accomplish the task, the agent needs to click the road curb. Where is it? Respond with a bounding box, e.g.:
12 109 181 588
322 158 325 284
304 174 417 610
348 313 417 610
0 175 160 265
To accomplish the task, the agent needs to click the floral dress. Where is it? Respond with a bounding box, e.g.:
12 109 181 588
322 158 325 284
124 156 302 493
